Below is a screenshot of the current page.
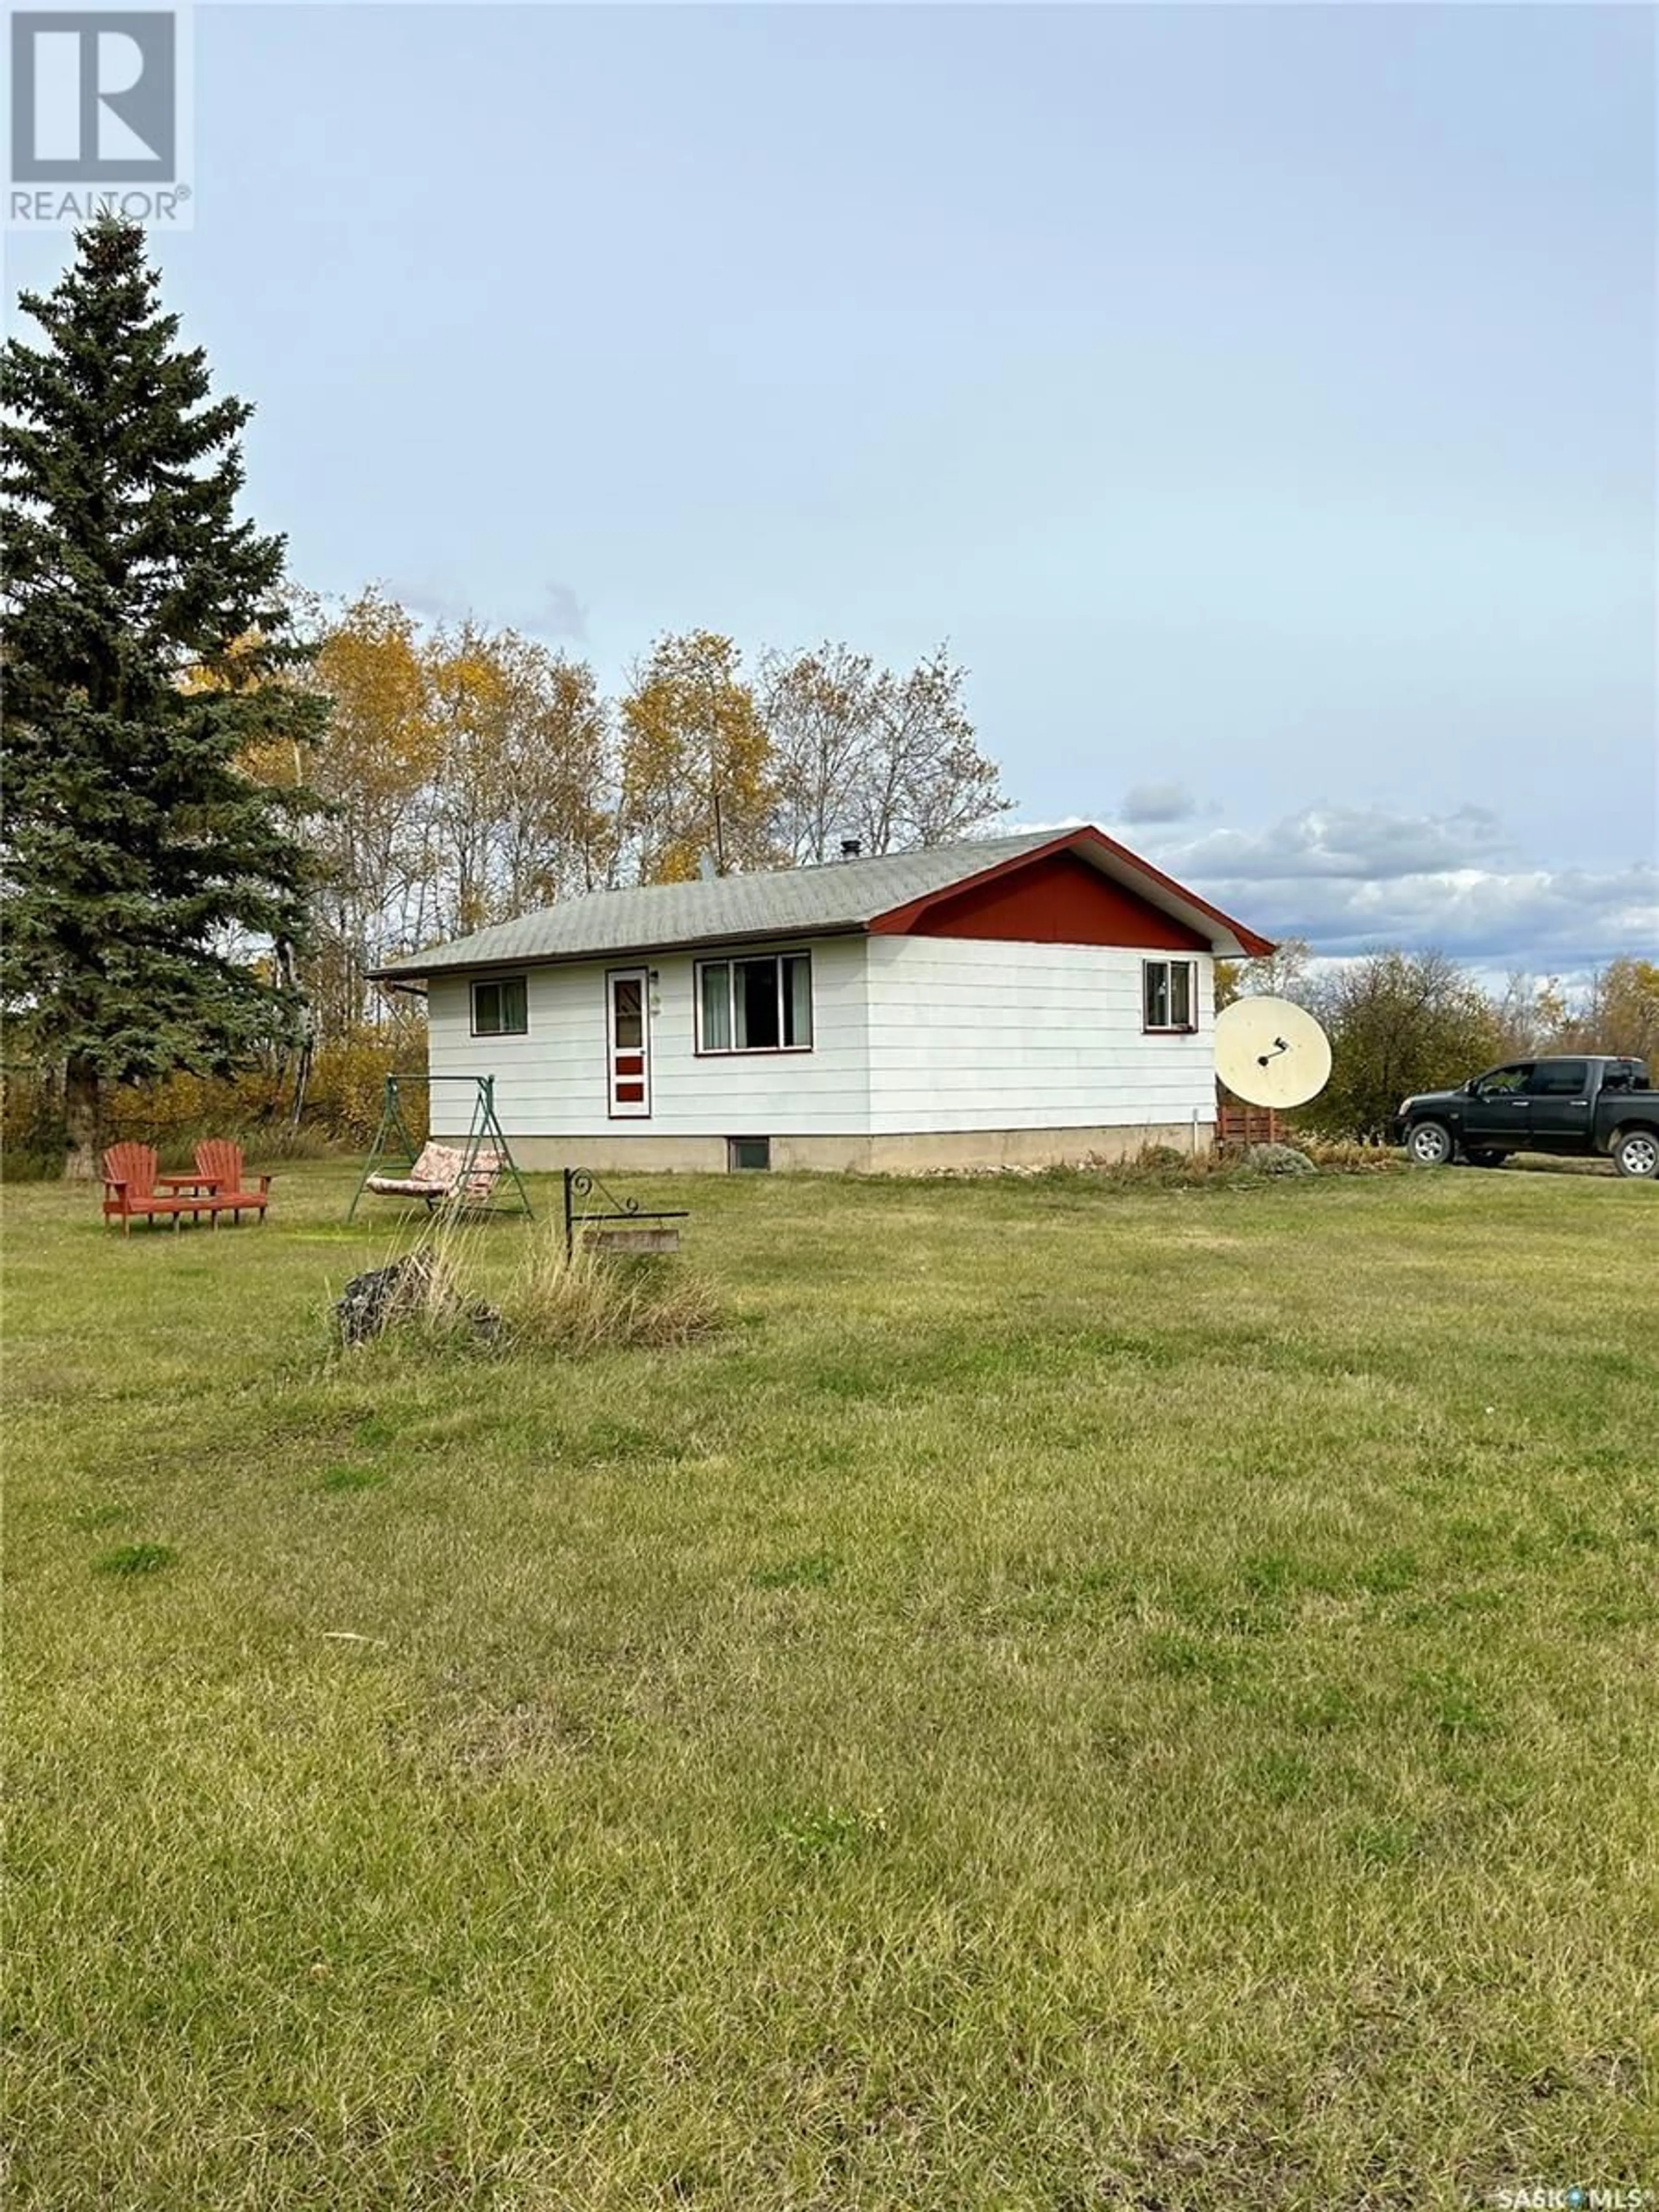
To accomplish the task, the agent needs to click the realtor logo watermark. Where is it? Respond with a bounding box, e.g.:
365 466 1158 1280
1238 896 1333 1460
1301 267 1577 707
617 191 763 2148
9 6 193 227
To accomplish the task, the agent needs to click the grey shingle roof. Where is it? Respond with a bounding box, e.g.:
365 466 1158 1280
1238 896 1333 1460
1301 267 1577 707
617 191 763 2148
370 832 1061 978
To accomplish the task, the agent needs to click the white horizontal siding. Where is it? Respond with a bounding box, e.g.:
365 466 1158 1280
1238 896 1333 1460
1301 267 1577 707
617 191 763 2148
427 936 871 1139
865 936 1216 1133
426 932 1217 1145
647 937 870 1133
426 964 604 1137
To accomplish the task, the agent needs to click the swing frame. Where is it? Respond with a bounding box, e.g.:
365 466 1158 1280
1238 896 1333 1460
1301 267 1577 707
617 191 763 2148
346 1073 535 1223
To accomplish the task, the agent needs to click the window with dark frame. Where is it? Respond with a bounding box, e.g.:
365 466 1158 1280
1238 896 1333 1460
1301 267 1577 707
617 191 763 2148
1526 1061 1587 1097
1142 958 1195 1032
727 1137 772 1171
471 976 528 1036
696 952 813 1052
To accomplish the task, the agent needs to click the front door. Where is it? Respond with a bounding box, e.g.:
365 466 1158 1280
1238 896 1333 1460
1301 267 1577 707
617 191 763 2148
607 968 651 1118
1464 1063 1531 1148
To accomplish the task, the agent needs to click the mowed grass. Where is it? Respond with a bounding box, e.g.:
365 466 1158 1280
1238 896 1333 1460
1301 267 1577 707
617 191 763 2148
3 1162 1656 2210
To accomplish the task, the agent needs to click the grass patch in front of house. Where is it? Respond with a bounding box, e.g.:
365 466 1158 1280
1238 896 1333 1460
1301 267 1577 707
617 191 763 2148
4 1160 1656 2209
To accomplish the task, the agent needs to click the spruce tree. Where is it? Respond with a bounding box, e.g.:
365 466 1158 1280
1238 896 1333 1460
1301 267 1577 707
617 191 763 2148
2 216 326 1173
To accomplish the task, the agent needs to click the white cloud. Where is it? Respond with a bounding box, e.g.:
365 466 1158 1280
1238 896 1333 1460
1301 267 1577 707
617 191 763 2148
530 579 588 645
1119 779 1199 825
1142 804 1657 970
1160 804 1513 882
381 576 589 645
387 576 471 627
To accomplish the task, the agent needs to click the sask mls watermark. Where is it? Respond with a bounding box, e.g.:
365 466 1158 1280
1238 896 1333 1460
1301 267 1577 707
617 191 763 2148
1491 2190 1651 2211
9 6 193 228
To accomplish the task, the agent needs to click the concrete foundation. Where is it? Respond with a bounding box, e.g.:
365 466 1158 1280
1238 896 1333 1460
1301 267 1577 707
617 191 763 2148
461 1123 1216 1176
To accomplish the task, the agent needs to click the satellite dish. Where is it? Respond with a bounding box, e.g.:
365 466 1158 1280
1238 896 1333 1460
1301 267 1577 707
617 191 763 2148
1214 995 1332 1110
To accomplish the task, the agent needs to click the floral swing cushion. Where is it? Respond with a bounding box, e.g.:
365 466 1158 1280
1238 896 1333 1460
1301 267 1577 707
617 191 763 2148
364 1142 466 1198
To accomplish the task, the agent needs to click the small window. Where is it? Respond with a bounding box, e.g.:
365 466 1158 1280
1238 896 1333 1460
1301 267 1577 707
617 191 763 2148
696 953 813 1052
1143 959 1196 1032
472 976 528 1036
728 1137 772 1172
1527 1061 1587 1097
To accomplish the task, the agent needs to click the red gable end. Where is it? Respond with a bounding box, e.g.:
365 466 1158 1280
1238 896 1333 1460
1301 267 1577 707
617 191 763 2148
872 847 1211 951
868 828 1271 953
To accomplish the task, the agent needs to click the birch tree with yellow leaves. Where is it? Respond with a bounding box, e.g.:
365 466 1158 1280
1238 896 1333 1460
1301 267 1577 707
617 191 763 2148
617 631 776 881
420 622 615 939
237 601 1011 1038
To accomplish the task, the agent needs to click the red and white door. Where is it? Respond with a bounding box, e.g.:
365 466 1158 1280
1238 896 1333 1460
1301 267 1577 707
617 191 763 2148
607 968 651 1117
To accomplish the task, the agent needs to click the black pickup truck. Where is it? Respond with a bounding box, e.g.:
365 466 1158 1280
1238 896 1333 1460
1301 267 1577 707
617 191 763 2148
1394 1055 1657 1178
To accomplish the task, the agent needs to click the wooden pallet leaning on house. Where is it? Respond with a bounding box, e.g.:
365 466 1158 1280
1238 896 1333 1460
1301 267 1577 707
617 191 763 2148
1216 1087 1283 1151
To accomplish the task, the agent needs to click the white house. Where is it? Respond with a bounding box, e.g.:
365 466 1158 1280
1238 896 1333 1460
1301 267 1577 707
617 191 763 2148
368 826 1275 1173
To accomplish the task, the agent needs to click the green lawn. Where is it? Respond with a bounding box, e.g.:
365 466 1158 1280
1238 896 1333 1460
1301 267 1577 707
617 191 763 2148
4 1162 1655 2210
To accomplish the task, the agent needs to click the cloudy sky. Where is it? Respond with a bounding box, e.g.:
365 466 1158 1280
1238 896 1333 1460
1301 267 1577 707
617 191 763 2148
7 3 1654 974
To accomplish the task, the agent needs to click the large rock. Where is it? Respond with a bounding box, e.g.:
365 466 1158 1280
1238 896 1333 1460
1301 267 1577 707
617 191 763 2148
335 1254 439 1347
336 1252 502 1349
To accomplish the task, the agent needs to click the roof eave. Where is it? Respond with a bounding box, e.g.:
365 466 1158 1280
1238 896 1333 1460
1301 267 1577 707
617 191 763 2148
365 917 871 985
365 826 1276 979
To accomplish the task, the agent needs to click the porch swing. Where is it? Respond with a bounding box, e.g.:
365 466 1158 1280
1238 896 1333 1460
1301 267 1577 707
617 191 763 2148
346 1073 534 1223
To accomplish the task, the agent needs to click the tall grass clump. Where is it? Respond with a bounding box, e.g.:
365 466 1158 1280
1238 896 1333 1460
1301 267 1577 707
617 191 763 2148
337 1212 716 1358
1291 1131 1407 1173
505 1225 717 1354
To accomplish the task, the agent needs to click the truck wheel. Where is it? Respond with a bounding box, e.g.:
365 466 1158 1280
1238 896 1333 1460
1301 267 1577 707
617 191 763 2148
1611 1128 1659 1179
1406 1121 1454 1167
1464 1149 1506 1168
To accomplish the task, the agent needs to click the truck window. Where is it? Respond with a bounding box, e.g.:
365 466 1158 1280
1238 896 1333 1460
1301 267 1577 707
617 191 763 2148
1527 1062 1588 1096
1478 1066 1530 1097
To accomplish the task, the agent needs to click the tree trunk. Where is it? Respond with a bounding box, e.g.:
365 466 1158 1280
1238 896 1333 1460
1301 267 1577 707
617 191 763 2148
288 1033 313 1130
64 1054 102 1180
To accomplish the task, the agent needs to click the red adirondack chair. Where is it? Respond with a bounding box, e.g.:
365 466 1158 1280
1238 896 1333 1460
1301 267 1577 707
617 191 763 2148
101 1143 202 1233
193 1139 273 1223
